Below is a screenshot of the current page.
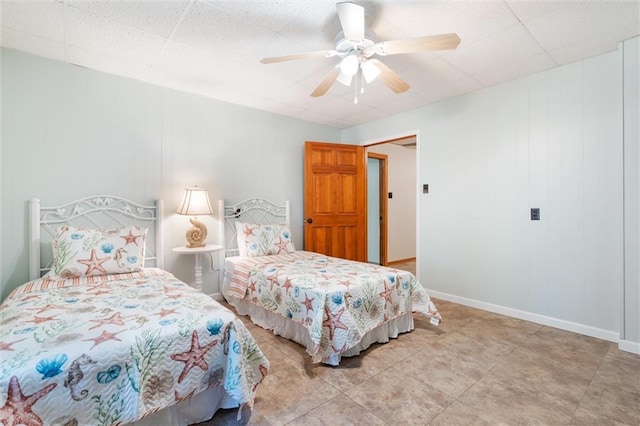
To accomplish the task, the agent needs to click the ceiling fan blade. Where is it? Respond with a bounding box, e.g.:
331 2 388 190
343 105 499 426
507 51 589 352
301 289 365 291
337 2 365 41
261 50 334 64
311 67 341 97
377 33 461 56
369 59 410 93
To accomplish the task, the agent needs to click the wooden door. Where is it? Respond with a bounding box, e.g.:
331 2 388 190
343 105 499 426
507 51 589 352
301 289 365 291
304 141 367 261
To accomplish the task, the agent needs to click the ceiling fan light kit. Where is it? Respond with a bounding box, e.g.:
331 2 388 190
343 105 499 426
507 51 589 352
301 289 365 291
261 2 461 102
361 60 381 84
336 70 353 87
339 54 359 76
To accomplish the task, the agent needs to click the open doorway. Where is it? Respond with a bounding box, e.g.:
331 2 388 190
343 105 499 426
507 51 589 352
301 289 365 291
365 135 417 270
367 152 387 265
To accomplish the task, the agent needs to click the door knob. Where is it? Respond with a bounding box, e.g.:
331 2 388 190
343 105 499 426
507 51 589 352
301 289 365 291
306 218 313 224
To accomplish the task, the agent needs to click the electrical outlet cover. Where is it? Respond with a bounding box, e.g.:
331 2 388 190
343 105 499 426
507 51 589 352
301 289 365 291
531 208 540 220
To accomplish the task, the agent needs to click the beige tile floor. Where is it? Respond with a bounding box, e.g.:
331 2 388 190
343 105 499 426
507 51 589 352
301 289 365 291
199 261 640 425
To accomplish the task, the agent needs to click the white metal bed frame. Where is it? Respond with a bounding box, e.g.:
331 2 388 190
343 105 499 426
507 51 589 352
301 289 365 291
217 197 290 257
29 195 164 280
217 197 290 284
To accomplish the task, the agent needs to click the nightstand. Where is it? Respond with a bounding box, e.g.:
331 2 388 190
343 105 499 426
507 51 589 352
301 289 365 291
172 244 223 292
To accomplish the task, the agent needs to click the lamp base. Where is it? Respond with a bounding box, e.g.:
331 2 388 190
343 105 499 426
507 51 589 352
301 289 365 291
185 217 207 248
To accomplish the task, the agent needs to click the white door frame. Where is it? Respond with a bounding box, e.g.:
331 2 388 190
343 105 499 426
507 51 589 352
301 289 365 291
360 129 421 278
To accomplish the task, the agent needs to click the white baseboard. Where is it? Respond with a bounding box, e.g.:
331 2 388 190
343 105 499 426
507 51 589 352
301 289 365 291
618 339 640 355
207 286 640 355
427 290 634 350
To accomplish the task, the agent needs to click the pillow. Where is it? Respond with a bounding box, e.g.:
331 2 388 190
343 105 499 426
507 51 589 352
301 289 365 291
49 225 147 278
235 222 296 257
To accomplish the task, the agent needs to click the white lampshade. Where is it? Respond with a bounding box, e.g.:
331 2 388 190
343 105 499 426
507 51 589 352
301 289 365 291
176 186 213 216
339 54 359 76
361 59 381 83
336 70 353 86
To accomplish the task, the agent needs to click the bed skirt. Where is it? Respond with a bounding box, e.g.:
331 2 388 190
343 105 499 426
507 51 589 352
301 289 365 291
225 294 415 365
130 385 240 425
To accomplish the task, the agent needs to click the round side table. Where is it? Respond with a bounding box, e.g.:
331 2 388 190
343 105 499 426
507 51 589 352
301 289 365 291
172 244 223 292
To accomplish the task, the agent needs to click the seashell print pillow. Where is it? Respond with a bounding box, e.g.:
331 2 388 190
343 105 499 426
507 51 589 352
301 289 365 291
48 225 147 278
235 222 296 257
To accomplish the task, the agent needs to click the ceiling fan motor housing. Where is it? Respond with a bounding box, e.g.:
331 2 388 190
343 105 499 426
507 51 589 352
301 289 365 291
334 31 377 59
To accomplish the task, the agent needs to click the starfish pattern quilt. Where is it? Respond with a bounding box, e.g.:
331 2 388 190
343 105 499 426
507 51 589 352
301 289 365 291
225 251 441 363
0 268 269 426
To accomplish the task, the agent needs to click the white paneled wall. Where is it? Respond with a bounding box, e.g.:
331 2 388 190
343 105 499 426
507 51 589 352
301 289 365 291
2 40 637 352
623 37 640 349
343 46 629 347
0 48 340 299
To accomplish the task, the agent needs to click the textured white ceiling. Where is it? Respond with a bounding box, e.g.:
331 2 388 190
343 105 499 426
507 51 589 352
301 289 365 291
2 1 639 129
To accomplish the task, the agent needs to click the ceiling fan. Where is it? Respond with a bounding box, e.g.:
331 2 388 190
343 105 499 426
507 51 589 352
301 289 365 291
260 1 461 102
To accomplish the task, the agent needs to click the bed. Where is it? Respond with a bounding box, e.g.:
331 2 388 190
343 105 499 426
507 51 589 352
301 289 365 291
217 198 441 365
0 196 269 426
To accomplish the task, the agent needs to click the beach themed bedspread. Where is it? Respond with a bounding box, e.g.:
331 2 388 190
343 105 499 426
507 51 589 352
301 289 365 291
0 268 269 426
226 251 441 363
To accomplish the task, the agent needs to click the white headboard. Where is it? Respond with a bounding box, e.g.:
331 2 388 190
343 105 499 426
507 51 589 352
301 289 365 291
217 198 291 258
30 196 164 280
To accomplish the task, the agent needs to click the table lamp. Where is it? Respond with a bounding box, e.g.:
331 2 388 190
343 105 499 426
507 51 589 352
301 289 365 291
176 186 213 248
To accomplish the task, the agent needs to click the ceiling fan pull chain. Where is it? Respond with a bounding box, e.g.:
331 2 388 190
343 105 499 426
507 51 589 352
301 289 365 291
354 71 359 104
